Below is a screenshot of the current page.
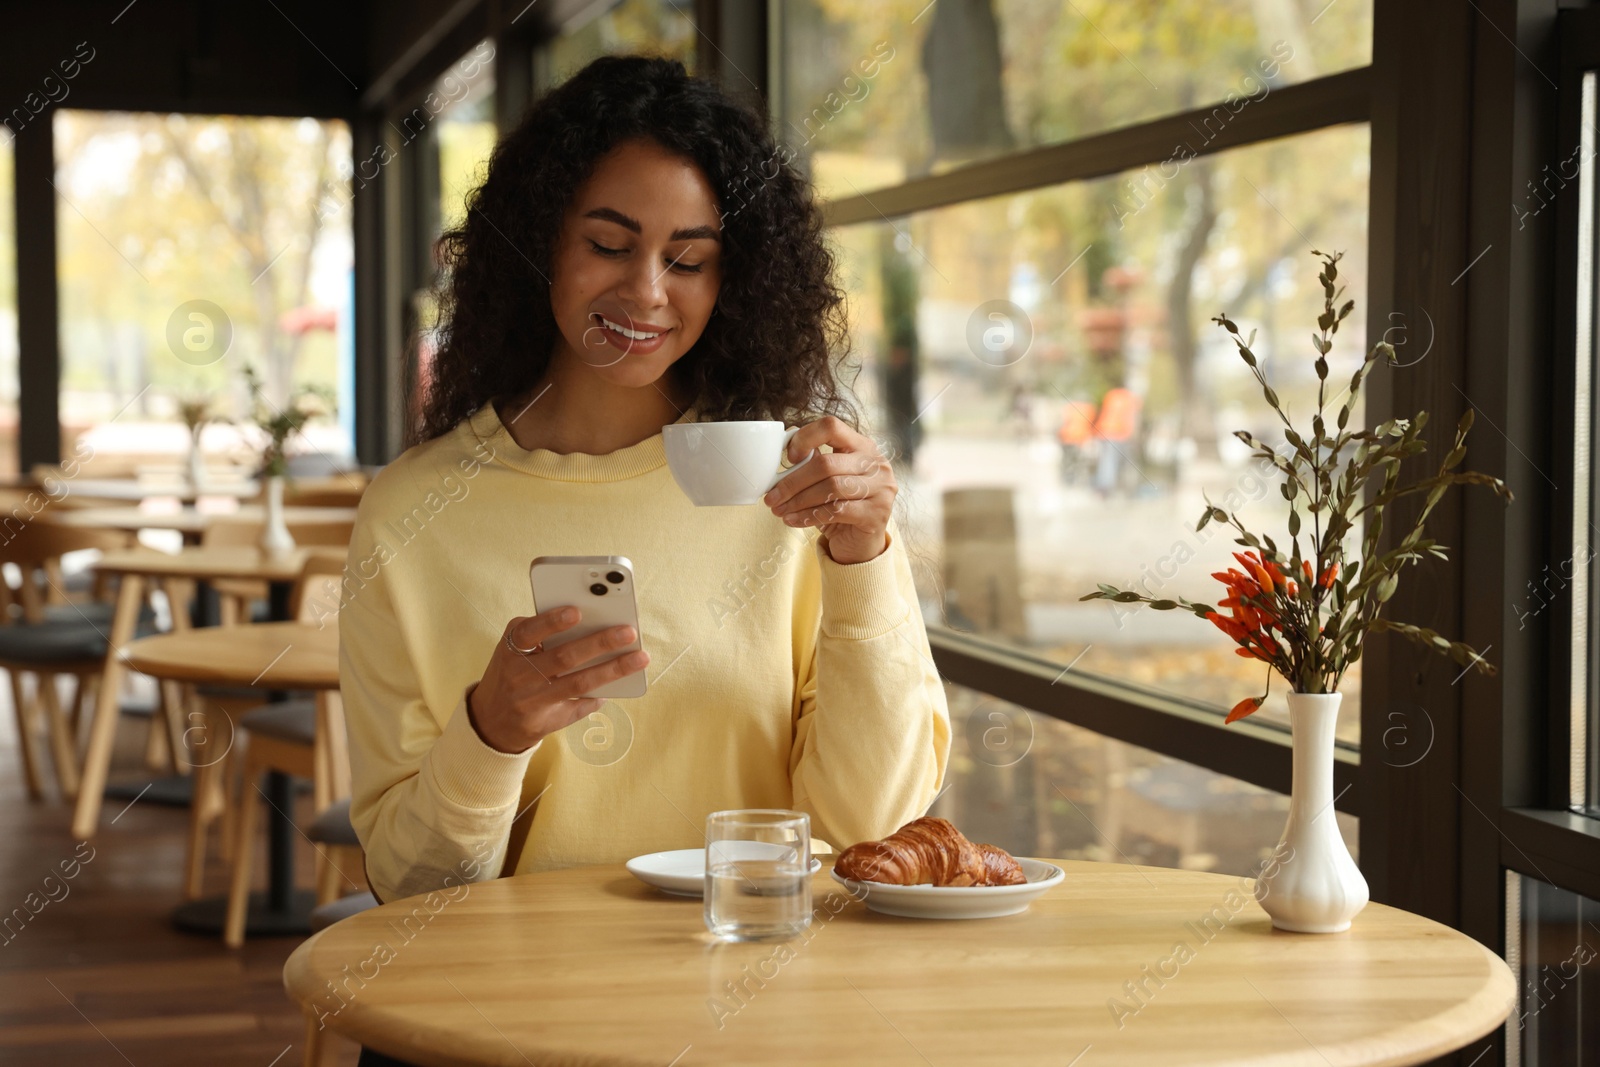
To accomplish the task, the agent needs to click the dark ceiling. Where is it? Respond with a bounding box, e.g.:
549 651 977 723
0 0 502 122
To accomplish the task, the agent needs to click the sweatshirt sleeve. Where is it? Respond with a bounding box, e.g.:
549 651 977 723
338 504 536 904
787 517 951 850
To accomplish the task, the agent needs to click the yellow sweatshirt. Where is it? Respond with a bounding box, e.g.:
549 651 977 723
338 403 951 903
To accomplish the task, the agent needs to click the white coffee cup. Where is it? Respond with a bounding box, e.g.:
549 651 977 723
662 421 816 506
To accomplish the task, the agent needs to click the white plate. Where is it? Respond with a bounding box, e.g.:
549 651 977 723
626 847 824 898
828 857 1065 919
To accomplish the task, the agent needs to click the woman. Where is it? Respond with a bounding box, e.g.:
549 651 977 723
338 52 949 969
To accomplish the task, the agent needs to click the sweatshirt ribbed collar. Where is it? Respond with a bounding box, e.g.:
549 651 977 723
466 401 700 483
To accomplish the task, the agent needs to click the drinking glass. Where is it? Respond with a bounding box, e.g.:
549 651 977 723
703 809 812 941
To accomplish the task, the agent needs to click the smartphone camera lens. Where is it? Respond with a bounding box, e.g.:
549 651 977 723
606 571 625 584
589 583 608 596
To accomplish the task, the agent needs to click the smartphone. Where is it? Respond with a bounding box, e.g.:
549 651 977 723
528 555 647 699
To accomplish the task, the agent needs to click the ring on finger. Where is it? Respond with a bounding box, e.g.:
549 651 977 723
505 631 543 656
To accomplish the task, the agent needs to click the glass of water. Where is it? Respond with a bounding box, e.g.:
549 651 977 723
703 809 812 941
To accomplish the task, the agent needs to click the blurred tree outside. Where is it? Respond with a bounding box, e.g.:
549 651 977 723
54 111 352 461
160 116 335 405
792 0 1370 451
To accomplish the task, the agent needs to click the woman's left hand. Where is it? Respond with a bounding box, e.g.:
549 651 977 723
763 416 896 565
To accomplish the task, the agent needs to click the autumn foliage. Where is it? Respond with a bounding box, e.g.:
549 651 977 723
1083 251 1511 723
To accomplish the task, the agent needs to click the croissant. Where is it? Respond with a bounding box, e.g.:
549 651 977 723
833 816 1027 887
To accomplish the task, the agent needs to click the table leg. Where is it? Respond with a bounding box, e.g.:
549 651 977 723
266 770 295 911
268 579 293 625
265 579 301 912
191 581 220 629
155 579 192 774
72 574 145 839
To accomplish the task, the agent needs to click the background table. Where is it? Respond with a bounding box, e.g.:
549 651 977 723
122 621 339 937
72 546 346 839
284 860 1515 1067
123 620 340 690
50 505 359 545
51 477 259 503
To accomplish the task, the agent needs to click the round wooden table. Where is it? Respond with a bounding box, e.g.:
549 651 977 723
284 861 1514 1067
122 620 339 691
123 621 340 939
59 476 260 503
72 546 347 839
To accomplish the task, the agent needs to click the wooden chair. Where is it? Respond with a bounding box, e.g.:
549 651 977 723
222 553 352 948
301 811 376 1067
0 519 154 800
307 799 371 915
200 518 355 626
282 483 366 509
176 522 350 899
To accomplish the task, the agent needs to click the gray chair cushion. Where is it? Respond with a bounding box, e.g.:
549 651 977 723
239 698 317 744
309 891 378 932
0 615 159 664
38 601 157 628
308 798 359 846
59 569 95 596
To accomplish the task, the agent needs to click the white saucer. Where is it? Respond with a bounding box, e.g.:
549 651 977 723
627 847 824 898
829 857 1065 919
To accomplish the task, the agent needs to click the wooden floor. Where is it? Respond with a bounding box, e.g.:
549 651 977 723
0 686 362 1066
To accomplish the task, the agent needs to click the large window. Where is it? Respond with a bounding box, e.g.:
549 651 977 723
781 0 1374 804
0 134 14 477
1574 67 1600 822
433 43 498 238
54 111 354 472
778 0 1373 201
833 123 1370 743
546 0 697 83
1507 875 1600 1067
406 41 498 425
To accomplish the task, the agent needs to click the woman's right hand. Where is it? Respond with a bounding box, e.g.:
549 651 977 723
466 607 650 754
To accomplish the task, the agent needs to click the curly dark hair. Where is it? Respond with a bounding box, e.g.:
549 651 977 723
412 54 860 445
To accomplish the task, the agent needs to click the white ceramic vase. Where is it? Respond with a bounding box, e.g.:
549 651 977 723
1254 692 1368 933
186 430 206 490
259 474 296 557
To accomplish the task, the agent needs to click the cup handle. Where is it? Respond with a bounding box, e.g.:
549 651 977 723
765 426 816 493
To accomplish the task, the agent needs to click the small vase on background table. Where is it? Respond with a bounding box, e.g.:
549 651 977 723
186 427 206 491
1254 691 1367 933
259 474 296 558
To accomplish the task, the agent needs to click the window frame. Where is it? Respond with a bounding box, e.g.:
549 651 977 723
1495 3 1600 909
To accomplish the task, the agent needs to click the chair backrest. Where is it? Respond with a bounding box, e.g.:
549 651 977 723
200 519 261 549
250 473 367 510
0 514 132 565
0 514 133 622
202 518 354 549
291 520 356 547
292 552 347 627
284 486 365 508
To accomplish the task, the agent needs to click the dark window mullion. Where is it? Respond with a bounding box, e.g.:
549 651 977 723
1501 808 1600 903
822 66 1371 227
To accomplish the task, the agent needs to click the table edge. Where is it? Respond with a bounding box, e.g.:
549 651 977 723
281 864 1521 1067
